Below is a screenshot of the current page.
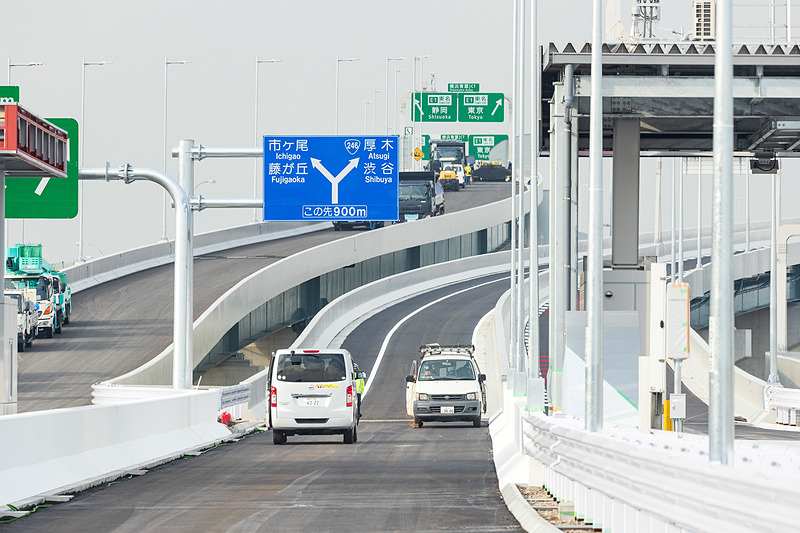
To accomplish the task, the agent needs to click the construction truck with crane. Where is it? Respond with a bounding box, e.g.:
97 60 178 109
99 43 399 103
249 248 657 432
5 244 70 338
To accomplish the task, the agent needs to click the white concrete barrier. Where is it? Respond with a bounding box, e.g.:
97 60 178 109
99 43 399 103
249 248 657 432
63 221 327 294
0 390 230 507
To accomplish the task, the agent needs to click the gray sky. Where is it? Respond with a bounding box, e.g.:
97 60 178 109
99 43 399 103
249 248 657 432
2 1 791 264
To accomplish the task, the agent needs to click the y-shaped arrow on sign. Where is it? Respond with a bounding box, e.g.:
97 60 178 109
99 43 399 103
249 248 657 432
491 99 503 116
310 157 359 204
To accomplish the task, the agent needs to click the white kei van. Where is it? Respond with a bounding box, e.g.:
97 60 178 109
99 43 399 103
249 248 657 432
405 344 486 428
268 348 362 445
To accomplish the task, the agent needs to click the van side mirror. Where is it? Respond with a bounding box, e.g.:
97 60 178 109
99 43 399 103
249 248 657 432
405 375 416 383
478 374 486 383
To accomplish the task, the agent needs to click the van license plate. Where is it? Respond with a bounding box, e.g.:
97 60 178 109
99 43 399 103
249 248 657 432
441 406 454 414
304 399 321 406
406 214 418 221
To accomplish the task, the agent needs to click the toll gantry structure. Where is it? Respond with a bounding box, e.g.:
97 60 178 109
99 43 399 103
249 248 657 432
539 41 800 418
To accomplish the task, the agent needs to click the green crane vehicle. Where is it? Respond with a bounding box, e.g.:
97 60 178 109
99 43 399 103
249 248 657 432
5 244 71 338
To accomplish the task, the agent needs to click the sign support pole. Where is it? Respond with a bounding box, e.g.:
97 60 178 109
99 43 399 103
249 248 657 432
80 164 191 389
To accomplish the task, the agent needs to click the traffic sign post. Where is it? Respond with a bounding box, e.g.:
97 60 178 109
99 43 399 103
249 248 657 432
263 136 398 221
412 93 457 122
469 134 508 162
458 93 504 122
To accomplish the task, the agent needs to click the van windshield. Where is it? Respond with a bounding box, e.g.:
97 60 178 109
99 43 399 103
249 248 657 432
418 359 475 381
276 353 347 383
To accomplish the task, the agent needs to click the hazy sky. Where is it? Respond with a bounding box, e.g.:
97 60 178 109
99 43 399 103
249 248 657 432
1 1 792 265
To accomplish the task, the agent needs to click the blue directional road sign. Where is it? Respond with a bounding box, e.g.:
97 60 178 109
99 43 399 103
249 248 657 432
263 136 399 221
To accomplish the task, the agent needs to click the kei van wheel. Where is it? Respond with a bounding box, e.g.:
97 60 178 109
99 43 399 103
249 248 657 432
343 427 355 444
272 431 286 445
473 418 482 428
414 418 423 428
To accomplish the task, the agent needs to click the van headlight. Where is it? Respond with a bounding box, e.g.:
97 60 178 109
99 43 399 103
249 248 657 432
417 393 429 401
466 392 477 400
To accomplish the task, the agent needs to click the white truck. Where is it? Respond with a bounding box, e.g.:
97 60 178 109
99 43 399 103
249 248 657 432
405 344 487 428
4 290 37 351
5 274 61 338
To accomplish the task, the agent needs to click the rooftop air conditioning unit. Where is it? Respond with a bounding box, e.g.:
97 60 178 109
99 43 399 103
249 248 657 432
692 1 716 41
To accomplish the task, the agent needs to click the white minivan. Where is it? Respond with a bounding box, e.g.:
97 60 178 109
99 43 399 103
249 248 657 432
269 348 362 445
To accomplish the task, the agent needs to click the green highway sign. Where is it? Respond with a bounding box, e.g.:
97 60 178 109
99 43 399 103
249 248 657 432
412 93 457 122
458 93 504 122
448 83 479 93
413 91 505 122
0 86 20 103
422 134 430 159
440 134 469 142
6 117 79 219
469 134 508 162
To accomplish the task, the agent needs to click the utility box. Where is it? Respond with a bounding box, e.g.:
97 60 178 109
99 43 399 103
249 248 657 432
1 297 18 415
670 393 686 420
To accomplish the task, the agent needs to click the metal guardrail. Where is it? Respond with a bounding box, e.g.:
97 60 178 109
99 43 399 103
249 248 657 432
766 384 800 425
521 410 800 532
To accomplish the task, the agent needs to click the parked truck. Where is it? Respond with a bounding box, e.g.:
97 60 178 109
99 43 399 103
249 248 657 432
5 244 69 338
398 170 444 221
4 290 37 351
428 139 468 175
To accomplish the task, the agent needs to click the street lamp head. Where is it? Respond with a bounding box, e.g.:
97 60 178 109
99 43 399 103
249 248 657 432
339 57 359 62
166 59 191 65
194 179 217 192
388 56 407 61
257 58 282 64
9 61 43 68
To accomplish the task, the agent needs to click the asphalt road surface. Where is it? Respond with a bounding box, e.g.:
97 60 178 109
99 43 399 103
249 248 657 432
17 182 510 413
5 274 522 532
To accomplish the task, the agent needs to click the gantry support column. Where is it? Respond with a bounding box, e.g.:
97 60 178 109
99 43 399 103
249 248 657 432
611 119 641 268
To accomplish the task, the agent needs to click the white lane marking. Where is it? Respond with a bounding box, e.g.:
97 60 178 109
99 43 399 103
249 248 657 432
362 275 510 399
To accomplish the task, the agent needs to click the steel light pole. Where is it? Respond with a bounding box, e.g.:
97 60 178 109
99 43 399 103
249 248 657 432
78 58 111 263
385 56 406 134
412 55 431 169
6 60 42 84
372 89 381 134
586 0 604 432
335 56 359 135
253 57 281 222
394 69 403 135
364 100 371 134
162 58 191 242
